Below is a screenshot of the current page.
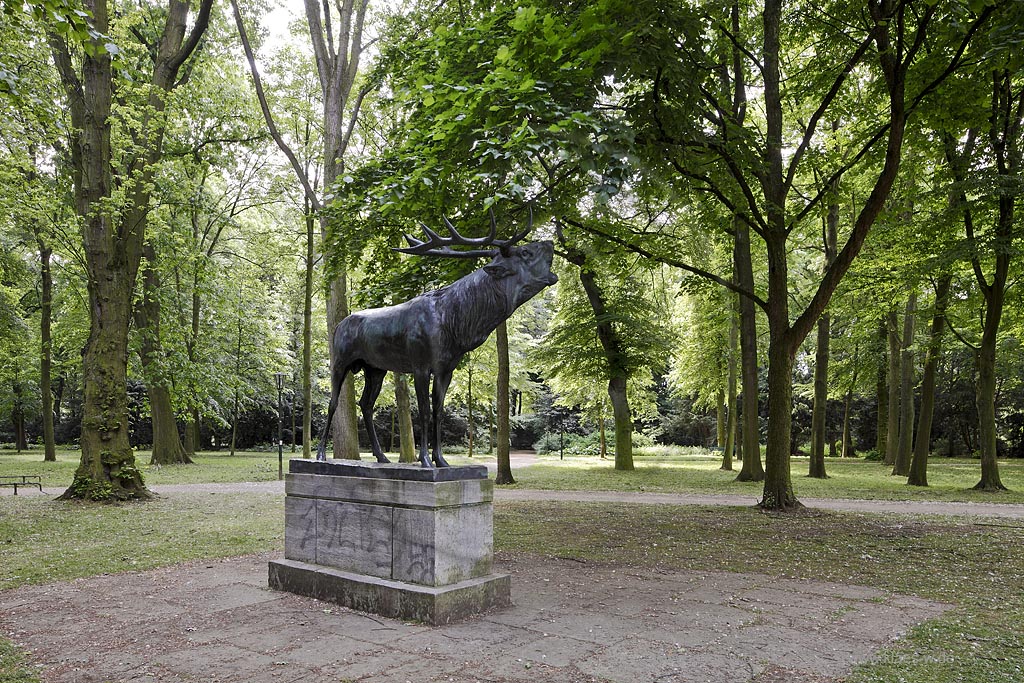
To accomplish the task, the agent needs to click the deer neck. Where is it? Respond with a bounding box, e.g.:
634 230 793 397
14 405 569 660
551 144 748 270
445 270 514 352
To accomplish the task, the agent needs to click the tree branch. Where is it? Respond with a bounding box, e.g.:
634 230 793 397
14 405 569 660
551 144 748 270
167 0 214 74
231 0 322 211
562 216 767 311
783 32 874 193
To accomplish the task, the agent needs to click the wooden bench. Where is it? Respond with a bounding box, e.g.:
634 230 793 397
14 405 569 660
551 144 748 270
0 475 44 495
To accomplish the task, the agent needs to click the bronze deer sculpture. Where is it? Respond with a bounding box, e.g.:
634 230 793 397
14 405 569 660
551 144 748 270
316 211 557 467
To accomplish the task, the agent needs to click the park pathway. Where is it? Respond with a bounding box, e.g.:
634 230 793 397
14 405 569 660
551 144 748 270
8 450 1024 518
13 481 1024 518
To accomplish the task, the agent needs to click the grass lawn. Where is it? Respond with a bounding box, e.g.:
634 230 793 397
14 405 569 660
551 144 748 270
1 488 1023 682
3 447 1024 504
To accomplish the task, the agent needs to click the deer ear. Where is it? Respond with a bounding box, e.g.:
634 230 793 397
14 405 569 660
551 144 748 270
484 263 516 279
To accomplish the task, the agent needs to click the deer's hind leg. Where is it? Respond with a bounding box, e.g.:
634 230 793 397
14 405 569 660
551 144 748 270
413 371 433 467
360 366 389 463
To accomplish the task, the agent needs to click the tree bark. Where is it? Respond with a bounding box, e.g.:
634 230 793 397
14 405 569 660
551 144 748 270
809 185 838 478
967 71 1019 491
495 320 515 484
809 310 830 478
874 317 888 456
734 222 764 482
716 388 726 449
136 243 190 466
38 240 56 461
762 330 799 510
721 303 738 471
892 294 917 476
467 362 474 457
303 205 315 458
908 276 950 486
758 0 800 510
885 311 901 465
12 375 27 452
395 373 416 463
328 277 361 459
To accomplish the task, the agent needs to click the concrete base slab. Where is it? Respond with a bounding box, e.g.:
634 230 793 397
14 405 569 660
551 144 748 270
268 558 511 625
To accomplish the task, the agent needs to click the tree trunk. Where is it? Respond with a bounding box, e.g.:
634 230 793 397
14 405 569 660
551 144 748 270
328 276 361 459
53 1 148 500
395 373 416 463
230 387 239 457
721 304 738 471
874 317 888 456
716 388 726 448
974 283 1007 489
467 362 474 457
892 294 917 476
137 243 190 466
38 241 56 462
608 376 633 471
53 375 64 428
884 311 901 465
762 333 800 510
487 403 494 454
809 188 837 478
734 221 764 482
148 385 188 465
495 321 515 484
12 376 27 452
303 206 315 459
184 410 198 458
909 276 950 486
841 390 853 458
809 310 830 479
574 264 634 471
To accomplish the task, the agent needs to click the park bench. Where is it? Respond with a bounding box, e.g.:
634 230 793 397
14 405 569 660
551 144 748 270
0 475 43 495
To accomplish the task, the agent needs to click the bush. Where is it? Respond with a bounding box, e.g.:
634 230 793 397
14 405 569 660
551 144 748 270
862 449 883 462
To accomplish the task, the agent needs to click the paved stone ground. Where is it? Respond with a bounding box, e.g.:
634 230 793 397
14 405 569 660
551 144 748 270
0 552 946 683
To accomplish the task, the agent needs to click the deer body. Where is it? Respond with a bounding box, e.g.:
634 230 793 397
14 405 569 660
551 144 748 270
317 235 557 467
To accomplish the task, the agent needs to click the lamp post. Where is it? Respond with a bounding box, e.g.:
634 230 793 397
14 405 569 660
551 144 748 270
275 372 285 481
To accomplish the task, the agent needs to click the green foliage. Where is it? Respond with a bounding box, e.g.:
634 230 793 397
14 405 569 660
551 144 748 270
535 257 672 418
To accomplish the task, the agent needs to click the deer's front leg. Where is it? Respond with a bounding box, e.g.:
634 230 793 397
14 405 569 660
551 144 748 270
431 370 453 467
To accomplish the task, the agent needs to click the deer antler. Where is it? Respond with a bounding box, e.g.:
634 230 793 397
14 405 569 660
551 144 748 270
395 208 531 258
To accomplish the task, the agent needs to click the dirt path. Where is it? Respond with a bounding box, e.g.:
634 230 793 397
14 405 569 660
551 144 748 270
7 449 1023 517
0 552 947 683
10 479 1024 518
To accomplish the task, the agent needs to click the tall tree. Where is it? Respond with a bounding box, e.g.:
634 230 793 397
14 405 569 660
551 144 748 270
908 275 951 486
941 64 1023 490
809 183 839 479
47 0 213 499
892 293 917 476
231 0 370 459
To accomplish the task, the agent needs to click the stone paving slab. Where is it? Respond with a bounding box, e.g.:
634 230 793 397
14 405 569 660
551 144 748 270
0 552 949 683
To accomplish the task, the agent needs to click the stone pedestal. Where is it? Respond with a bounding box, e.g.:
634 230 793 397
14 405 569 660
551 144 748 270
268 459 511 625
